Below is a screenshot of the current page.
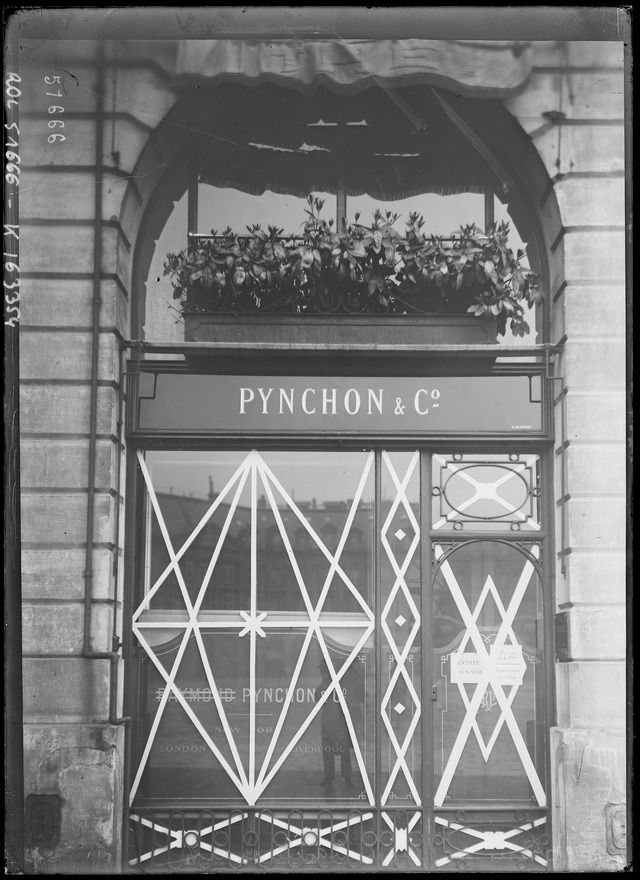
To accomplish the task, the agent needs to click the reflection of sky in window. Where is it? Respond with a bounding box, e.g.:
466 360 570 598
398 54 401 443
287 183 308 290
147 450 382 507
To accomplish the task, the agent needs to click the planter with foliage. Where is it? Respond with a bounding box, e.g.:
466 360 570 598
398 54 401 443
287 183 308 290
164 195 541 341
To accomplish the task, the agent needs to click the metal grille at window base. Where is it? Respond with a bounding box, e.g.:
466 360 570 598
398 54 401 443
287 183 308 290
128 449 549 871
128 808 550 871
128 808 424 871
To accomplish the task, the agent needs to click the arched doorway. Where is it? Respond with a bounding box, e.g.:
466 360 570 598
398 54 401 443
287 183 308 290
124 83 556 346
122 72 559 872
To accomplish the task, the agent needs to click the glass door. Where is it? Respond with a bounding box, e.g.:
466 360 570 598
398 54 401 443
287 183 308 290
127 447 550 872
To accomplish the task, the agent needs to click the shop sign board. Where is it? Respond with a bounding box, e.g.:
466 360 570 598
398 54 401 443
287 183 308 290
137 372 544 435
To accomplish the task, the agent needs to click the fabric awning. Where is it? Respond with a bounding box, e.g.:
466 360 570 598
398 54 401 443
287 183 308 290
190 83 497 201
175 40 526 201
175 39 532 98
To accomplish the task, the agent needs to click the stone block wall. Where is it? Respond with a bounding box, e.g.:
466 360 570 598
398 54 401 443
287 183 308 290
506 40 628 872
17 38 176 873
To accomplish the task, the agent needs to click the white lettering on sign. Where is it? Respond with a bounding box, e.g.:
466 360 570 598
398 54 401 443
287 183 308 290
279 387 294 414
239 387 254 413
257 387 273 413
414 388 441 415
322 387 337 415
238 385 442 418
344 388 360 415
369 388 383 415
301 388 316 414
450 645 526 686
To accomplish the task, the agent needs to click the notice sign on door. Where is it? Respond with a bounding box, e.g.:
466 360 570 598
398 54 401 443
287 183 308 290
450 645 526 687
137 372 544 435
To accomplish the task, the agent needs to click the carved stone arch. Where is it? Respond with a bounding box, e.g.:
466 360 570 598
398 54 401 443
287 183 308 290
119 87 563 342
119 91 235 338
434 94 566 341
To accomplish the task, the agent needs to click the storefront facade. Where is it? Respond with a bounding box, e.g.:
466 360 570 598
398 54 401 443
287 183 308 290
8 10 628 874
123 363 554 871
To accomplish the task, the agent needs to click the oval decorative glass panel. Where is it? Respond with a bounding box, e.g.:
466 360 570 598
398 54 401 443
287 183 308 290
442 464 530 521
432 454 541 531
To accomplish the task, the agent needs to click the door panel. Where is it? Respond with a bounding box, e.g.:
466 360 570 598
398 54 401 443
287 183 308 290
432 540 545 806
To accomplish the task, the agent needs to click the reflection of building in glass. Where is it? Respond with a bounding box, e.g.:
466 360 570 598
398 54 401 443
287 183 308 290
149 491 418 611
316 657 365 790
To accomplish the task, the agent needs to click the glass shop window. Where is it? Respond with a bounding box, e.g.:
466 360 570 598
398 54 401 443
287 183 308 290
130 446 546 811
132 449 378 805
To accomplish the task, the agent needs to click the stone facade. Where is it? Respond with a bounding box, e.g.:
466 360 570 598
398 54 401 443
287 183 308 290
11 27 628 874
504 40 628 874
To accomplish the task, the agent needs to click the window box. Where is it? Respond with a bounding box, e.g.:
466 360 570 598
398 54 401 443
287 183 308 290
165 206 540 340
183 311 498 348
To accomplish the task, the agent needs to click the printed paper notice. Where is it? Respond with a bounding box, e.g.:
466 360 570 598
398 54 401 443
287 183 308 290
450 645 526 686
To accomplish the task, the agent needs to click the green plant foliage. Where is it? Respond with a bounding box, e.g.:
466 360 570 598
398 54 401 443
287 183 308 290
163 195 541 336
